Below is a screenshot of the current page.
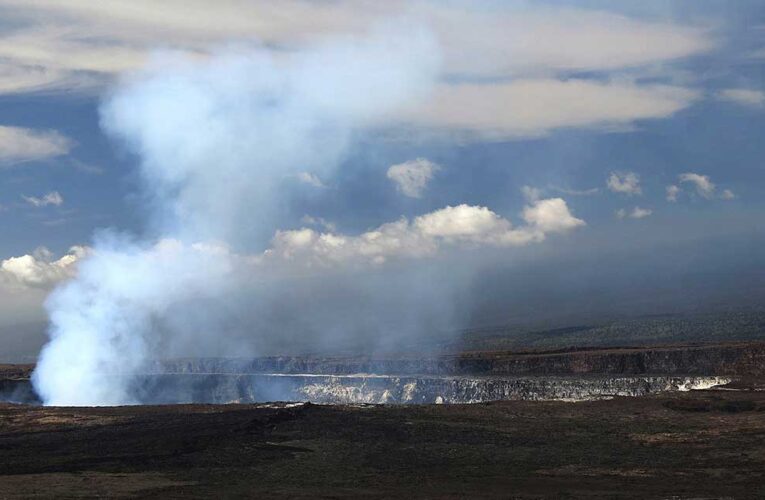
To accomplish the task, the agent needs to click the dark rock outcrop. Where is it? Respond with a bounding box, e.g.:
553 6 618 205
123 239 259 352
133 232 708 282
153 342 765 377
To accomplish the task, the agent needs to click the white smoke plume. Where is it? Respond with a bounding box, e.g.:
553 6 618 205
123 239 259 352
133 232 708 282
32 28 441 405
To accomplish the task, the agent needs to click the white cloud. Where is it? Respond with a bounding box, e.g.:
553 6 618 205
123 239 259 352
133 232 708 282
607 171 642 195
2 200 582 280
403 80 699 140
522 198 586 233
521 185 542 202
0 3 709 142
0 126 72 164
630 206 653 219
0 194 584 317
666 184 680 202
0 2 713 93
296 172 326 188
0 61 74 94
616 206 652 220
678 172 715 199
22 191 63 207
551 186 600 196
301 215 336 232
387 158 440 198
415 204 513 242
69 159 104 175
1 246 87 288
266 197 584 265
425 6 712 78
673 173 737 201
717 88 765 107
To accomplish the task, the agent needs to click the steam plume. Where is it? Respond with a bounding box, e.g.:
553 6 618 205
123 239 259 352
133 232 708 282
32 29 440 405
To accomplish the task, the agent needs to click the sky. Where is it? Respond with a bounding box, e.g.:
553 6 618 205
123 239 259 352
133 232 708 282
0 0 763 361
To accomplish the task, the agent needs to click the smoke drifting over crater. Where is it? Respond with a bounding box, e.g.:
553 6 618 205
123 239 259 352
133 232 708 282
32 28 585 406
32 29 443 405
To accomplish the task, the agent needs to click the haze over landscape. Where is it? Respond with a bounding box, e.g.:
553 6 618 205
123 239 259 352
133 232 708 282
0 1 762 375
2 3 765 497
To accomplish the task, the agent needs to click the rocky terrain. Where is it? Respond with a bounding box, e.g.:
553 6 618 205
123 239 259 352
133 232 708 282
4 342 761 405
132 341 763 404
154 340 765 377
1 385 764 498
2 342 764 497
450 310 765 352
131 373 730 404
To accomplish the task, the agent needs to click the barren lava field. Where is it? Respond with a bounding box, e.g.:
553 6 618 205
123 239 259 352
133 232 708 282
1 342 765 498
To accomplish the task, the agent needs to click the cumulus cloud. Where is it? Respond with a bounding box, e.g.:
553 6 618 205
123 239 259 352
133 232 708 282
674 172 736 201
300 215 336 232
523 198 587 232
607 171 642 195
267 197 584 266
717 88 765 107
678 172 716 199
416 205 514 242
387 158 440 198
1 246 87 289
0 126 72 164
616 206 652 220
22 191 63 207
5 199 584 289
630 207 653 219
521 185 542 202
296 172 326 188
666 184 680 202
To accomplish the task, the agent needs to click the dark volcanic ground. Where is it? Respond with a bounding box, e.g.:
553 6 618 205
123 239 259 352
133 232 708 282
1 385 765 499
